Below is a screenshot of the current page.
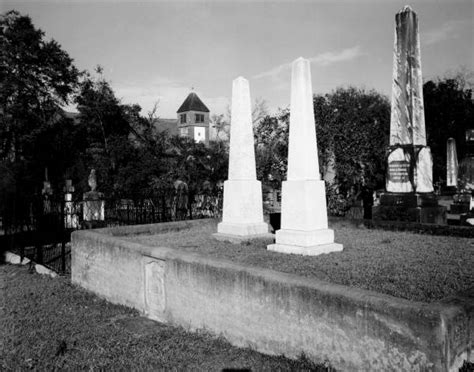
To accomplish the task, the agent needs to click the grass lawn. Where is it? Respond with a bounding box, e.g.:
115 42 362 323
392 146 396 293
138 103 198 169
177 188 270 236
0 264 331 371
123 219 474 303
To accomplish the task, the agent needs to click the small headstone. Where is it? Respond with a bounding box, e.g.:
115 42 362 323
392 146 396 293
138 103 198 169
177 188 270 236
214 77 270 242
63 179 79 229
83 169 104 223
42 168 53 196
267 57 342 256
41 167 53 213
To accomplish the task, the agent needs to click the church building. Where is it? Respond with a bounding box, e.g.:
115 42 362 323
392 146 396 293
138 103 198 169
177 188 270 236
176 92 210 146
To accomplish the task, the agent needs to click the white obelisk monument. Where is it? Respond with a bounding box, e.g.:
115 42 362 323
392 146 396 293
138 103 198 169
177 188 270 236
446 138 458 188
214 77 270 241
268 58 343 255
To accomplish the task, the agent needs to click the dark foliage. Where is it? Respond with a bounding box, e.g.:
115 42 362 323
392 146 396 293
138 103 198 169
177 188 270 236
424 77 474 184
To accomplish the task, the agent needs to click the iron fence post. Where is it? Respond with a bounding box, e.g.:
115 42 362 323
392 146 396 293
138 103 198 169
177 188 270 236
61 198 66 273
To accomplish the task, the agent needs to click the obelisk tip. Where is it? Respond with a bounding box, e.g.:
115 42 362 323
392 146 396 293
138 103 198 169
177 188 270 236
233 76 248 86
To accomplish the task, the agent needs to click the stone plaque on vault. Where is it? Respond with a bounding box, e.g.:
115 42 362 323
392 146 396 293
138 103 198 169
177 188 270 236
144 259 166 322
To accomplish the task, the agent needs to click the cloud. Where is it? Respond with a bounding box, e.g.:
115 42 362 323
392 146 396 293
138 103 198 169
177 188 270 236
423 20 469 46
113 77 230 118
309 46 362 66
253 46 362 80
253 62 290 80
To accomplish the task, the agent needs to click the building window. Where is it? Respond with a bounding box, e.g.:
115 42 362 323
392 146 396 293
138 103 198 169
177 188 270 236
194 127 205 143
195 113 204 123
180 127 188 137
180 114 186 124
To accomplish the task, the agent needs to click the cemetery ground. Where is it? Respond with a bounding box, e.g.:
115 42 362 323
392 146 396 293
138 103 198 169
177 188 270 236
1 264 329 371
2 219 474 370
123 219 474 303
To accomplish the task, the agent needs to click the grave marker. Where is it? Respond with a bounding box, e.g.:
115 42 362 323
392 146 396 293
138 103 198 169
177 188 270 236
267 58 342 255
214 77 271 242
83 169 105 225
446 138 458 188
373 6 446 224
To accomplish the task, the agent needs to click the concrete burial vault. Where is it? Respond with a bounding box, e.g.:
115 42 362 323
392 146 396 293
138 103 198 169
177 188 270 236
72 220 473 371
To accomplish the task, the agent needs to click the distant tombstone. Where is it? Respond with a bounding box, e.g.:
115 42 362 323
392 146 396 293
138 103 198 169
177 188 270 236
83 169 104 224
42 167 53 213
446 138 458 188
173 180 188 220
64 179 79 229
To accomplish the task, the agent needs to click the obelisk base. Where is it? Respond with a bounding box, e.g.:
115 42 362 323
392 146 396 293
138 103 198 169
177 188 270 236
214 179 271 243
268 228 343 256
213 222 273 243
373 192 446 224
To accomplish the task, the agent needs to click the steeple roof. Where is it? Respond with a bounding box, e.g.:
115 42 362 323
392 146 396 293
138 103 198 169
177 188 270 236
177 92 210 113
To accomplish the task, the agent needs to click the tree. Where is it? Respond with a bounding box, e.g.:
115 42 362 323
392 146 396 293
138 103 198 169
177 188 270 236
423 74 474 184
74 67 154 196
254 88 390 215
0 10 79 163
254 109 289 189
210 98 268 142
0 9 80 223
315 87 390 194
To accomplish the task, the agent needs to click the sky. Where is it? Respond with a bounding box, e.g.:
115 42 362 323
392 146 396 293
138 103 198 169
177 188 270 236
2 0 473 118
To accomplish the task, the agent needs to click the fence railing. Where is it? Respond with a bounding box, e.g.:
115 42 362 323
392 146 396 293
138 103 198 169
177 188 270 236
1 189 223 274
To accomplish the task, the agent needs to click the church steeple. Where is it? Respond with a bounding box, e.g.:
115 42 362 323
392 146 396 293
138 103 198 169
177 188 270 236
177 92 210 145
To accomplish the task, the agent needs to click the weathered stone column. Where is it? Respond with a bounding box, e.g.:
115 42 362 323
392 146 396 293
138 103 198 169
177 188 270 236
267 58 342 255
374 6 446 224
214 77 270 241
386 5 433 193
447 138 458 188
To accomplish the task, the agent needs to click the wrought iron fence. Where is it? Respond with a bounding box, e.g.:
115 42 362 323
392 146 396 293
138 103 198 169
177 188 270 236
1 188 223 274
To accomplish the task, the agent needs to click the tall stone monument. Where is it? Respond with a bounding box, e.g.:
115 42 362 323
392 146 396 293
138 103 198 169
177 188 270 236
373 6 446 224
446 138 458 188
214 77 270 242
267 58 343 256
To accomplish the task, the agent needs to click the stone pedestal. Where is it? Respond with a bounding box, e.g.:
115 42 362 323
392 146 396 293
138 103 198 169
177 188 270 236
450 193 473 214
214 77 271 242
83 191 105 227
215 180 270 242
373 192 446 224
269 180 342 255
267 58 342 256
386 145 434 193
